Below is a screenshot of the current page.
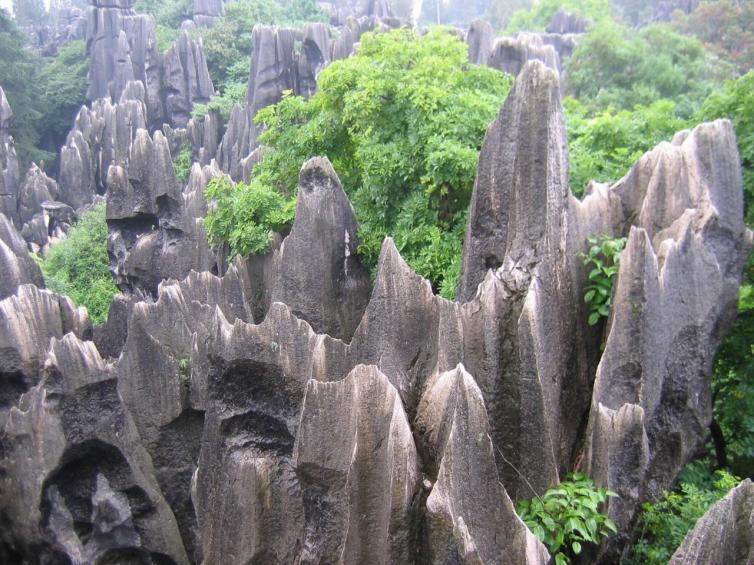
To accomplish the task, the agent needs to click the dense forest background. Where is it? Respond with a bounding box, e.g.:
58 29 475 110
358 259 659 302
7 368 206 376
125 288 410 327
1 0 752 562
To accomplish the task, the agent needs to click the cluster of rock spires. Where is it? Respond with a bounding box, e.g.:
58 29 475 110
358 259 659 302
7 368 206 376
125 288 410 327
1 52 753 563
466 10 583 76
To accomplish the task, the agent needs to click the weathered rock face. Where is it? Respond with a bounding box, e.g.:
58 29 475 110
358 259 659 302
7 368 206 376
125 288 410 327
106 128 217 295
0 56 750 565
581 119 752 557
0 87 20 227
17 164 59 226
60 81 148 208
487 33 560 76
547 9 588 34
269 157 371 340
669 478 754 564
193 0 224 27
163 32 215 129
0 214 45 300
217 17 386 180
467 18 494 65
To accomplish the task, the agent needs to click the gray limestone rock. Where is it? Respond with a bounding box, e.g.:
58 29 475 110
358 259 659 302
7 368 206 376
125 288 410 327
0 214 45 300
487 33 560 76
294 364 420 563
581 119 753 556
163 32 215 129
467 18 494 66
0 87 20 226
17 164 59 226
547 10 588 34
416 364 550 564
269 157 371 341
669 479 754 564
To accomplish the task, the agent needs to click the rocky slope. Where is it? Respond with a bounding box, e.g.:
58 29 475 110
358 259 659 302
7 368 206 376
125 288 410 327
0 54 751 563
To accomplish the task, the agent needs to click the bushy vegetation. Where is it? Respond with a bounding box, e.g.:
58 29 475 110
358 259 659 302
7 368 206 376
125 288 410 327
625 469 741 564
579 235 626 326
41 203 118 325
517 473 617 565
206 28 511 297
0 12 88 169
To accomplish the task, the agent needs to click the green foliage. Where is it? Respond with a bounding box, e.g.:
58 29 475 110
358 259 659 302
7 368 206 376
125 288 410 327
566 19 725 117
504 0 608 33
207 29 511 295
191 81 247 125
174 142 193 184
204 176 295 257
178 357 191 382
0 10 48 166
698 72 754 225
517 472 618 565
565 97 687 195
579 235 626 326
155 24 180 53
626 469 741 564
672 0 754 75
40 203 118 325
134 0 193 28
37 40 88 166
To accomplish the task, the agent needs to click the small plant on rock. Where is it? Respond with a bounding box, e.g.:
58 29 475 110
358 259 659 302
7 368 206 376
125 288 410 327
580 234 627 326
517 472 618 565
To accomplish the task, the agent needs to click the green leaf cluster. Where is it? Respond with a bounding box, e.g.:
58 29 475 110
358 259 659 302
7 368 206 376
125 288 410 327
40 203 118 325
626 469 740 565
191 81 247 126
206 28 511 297
134 0 193 29
565 97 687 196
0 13 88 170
204 176 295 257
579 235 626 326
517 472 618 565
174 141 193 184
566 19 727 118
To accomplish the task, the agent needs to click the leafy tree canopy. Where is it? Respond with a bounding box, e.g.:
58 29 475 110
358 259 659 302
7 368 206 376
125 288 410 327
206 28 512 298
566 19 728 117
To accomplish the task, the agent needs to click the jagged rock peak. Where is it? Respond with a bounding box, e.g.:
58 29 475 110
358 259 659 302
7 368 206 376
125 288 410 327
467 19 494 66
294 364 421 563
0 86 21 226
17 164 59 226
0 214 45 300
487 33 560 76
0 86 12 131
459 59 568 302
416 364 550 564
163 31 215 128
669 478 754 564
547 10 588 34
269 156 371 341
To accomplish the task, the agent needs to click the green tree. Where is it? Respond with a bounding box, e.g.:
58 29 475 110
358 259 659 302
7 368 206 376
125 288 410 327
565 97 687 195
206 29 511 297
626 469 741 565
41 203 119 325
0 9 47 166
134 0 193 29
37 40 89 171
672 0 754 75
566 19 726 117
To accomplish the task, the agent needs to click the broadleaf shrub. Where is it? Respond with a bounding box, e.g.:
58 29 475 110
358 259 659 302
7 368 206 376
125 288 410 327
517 472 618 565
579 235 627 326
41 203 118 325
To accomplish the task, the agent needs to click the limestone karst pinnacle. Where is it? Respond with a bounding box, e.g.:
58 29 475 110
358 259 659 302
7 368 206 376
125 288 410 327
0 6 753 563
